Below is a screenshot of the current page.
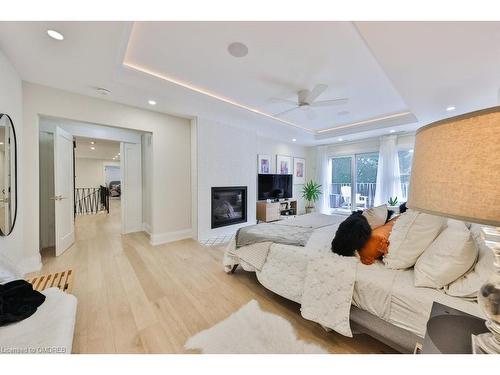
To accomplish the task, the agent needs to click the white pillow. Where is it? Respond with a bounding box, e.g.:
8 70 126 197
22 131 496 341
384 209 446 269
362 205 388 229
414 220 478 288
444 224 494 298
0 253 22 283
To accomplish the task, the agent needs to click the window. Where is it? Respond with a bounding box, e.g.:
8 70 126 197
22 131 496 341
330 152 379 213
398 149 413 201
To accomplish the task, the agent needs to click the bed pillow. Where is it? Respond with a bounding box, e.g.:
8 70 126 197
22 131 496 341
362 205 388 229
414 220 478 289
358 217 399 265
383 209 446 269
444 224 494 298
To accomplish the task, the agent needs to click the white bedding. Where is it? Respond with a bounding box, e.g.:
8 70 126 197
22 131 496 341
224 213 484 338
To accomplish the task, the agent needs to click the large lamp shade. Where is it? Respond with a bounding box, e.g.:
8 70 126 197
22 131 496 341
408 107 500 226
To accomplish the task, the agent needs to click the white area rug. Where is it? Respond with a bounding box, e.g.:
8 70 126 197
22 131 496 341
184 300 328 354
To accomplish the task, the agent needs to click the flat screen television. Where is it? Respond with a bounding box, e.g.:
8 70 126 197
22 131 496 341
258 174 293 200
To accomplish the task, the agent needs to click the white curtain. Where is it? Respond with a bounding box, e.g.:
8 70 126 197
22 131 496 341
315 145 332 214
374 135 403 206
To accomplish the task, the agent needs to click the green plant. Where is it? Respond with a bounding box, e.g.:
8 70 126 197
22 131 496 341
301 180 322 208
388 196 398 206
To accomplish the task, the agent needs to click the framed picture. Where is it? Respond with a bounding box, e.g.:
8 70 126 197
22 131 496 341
257 154 272 174
276 155 292 175
293 157 306 184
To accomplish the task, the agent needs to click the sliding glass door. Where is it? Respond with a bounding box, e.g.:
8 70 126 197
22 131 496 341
330 153 379 213
355 152 379 209
331 157 352 214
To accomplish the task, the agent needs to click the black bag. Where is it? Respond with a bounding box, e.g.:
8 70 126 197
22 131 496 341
0 279 46 327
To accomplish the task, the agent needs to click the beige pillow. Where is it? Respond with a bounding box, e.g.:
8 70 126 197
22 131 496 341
445 224 494 298
414 220 478 288
384 209 446 269
362 205 388 229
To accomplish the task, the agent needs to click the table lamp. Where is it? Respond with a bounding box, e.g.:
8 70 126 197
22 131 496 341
408 106 500 354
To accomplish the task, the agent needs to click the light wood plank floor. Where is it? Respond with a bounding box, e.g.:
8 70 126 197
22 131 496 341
30 199 396 354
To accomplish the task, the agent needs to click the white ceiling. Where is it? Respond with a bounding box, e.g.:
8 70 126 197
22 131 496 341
75 136 120 160
0 21 499 145
125 22 409 131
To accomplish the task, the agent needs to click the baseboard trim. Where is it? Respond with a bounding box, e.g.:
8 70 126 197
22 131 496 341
149 228 193 246
18 255 42 276
143 223 152 235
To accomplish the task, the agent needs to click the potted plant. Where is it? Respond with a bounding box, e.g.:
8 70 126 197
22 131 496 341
301 180 322 214
387 196 400 212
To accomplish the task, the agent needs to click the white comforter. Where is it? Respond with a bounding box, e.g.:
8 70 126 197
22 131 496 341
224 213 361 337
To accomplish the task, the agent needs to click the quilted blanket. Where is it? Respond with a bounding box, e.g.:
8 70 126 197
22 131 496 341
300 253 358 337
236 223 313 248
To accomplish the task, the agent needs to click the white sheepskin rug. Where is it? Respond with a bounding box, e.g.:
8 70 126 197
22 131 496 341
184 300 328 354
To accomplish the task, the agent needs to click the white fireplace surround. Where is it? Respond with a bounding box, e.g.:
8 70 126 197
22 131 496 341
193 117 308 243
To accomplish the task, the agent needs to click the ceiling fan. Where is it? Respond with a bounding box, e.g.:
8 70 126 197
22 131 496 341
272 84 348 120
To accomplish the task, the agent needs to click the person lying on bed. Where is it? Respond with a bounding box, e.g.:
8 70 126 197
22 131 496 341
331 207 400 265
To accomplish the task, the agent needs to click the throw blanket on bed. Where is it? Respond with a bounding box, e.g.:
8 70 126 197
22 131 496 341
300 253 358 337
274 213 345 229
236 223 313 248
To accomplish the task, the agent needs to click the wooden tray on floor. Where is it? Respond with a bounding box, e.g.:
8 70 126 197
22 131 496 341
27 269 74 293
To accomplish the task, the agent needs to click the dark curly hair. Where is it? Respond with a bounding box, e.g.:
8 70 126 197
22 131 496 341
331 212 372 257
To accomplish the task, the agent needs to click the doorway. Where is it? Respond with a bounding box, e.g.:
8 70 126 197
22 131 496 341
38 116 151 256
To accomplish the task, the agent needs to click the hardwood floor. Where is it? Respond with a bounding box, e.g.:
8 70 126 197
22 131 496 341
30 199 396 354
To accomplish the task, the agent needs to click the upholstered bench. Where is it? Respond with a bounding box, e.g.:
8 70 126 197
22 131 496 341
0 270 77 354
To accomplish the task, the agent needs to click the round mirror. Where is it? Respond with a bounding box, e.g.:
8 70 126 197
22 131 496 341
0 113 17 236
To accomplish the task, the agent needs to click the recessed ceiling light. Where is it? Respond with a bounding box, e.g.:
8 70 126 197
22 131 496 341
228 42 248 58
118 153 120 156
292 138 297 142
90 141 95 145
409 149 414 153
90 146 95 150
148 100 156 106
0 142 3 145
338 137 343 142
446 106 456 112
390 129 396 133
47 29 64 41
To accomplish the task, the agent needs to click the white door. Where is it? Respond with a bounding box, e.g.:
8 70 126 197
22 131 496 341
54 127 75 256
121 142 142 234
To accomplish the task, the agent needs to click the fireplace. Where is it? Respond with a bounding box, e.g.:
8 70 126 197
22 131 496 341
211 186 247 229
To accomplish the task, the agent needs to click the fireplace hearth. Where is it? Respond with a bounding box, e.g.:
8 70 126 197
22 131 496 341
211 186 247 229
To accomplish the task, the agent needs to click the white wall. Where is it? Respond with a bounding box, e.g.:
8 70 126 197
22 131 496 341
257 137 308 214
195 117 308 241
0 51 26 272
75 158 120 188
22 83 192 272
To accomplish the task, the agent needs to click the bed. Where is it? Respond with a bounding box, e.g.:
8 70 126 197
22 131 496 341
223 213 484 353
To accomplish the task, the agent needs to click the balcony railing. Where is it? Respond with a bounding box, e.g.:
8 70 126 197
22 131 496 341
75 186 110 215
330 182 409 209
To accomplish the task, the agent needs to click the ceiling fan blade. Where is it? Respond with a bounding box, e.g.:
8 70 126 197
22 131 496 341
306 84 328 103
310 98 349 107
274 106 299 117
269 97 299 106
